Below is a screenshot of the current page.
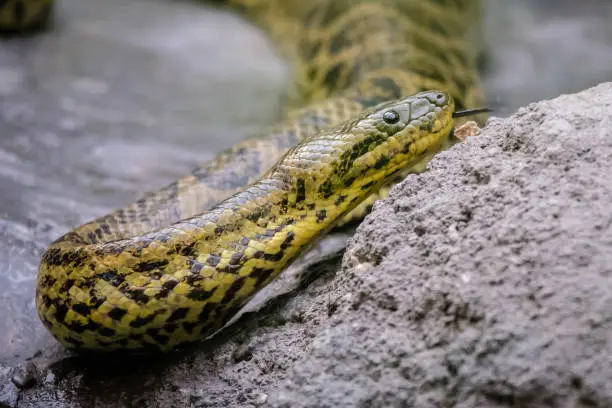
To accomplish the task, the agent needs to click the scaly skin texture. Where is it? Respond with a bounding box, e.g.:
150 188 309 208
38 92 456 351
0 0 485 351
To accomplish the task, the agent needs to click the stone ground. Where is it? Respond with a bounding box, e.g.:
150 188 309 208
1 0 612 407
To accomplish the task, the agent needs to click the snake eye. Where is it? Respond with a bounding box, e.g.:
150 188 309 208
382 110 400 124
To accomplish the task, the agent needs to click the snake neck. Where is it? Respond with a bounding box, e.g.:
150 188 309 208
47 119 406 258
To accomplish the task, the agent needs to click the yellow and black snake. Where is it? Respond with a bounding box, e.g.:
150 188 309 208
1 0 486 351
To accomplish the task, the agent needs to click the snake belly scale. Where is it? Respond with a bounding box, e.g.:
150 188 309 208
1 0 485 351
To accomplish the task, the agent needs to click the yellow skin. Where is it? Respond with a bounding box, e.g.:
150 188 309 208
38 92 457 351
1 0 485 351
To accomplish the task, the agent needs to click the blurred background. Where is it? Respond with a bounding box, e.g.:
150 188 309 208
0 0 611 363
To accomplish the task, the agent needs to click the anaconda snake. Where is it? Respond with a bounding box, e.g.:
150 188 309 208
1 0 486 351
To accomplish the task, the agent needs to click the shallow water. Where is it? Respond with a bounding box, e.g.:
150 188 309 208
0 0 611 363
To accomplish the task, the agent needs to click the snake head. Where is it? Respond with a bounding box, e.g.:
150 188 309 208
275 91 459 206
323 90 455 192
368 90 455 146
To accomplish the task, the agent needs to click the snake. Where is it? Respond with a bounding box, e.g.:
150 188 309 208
1 0 486 352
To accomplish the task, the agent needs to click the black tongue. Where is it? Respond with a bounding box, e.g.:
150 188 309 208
452 107 492 118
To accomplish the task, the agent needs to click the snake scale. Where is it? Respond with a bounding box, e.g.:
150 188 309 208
2 0 486 351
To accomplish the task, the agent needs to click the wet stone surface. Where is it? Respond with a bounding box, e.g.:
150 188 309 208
1 0 612 407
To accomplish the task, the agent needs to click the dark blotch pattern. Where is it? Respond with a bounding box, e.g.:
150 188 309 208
343 176 357 188
164 323 178 333
230 252 244 266
168 307 189 322
61 279 75 293
182 321 198 334
42 248 88 268
316 209 327 223
54 304 68 323
162 280 178 291
99 270 125 287
198 303 217 323
30 0 482 354
170 241 199 258
263 251 284 262
133 259 169 273
251 267 274 286
319 179 334 198
361 180 376 191
374 155 390 169
187 287 216 301
146 328 170 346
108 307 128 321
221 277 246 304
296 178 306 203
39 275 56 289
336 133 387 177
247 204 271 223
98 327 115 337
126 288 151 303
206 255 221 267
72 303 91 316
281 231 295 249
130 314 158 329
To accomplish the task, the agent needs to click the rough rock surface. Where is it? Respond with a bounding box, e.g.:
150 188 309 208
271 82 612 407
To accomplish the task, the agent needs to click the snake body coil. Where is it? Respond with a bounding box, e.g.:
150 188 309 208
1 0 484 351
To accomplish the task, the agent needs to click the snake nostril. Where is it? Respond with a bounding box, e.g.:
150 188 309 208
436 93 447 104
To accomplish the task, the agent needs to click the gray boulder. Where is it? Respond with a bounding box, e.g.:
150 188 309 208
271 81 612 408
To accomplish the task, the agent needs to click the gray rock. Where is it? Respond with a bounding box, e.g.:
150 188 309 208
0 365 19 408
270 82 612 407
10 362 38 389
